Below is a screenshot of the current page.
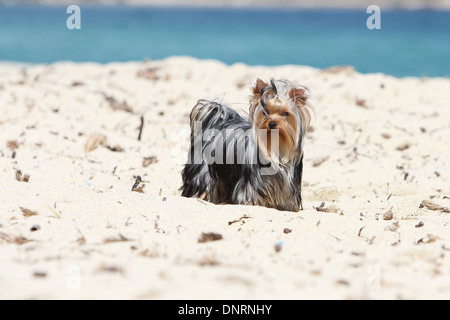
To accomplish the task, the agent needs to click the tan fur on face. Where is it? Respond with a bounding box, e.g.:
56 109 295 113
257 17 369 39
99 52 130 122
249 78 311 162
255 97 299 158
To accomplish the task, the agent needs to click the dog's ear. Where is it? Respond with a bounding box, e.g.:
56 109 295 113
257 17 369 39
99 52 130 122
289 86 311 134
289 87 308 106
253 78 268 96
249 78 268 120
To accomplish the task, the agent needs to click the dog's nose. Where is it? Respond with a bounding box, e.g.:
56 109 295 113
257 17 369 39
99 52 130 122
268 121 277 129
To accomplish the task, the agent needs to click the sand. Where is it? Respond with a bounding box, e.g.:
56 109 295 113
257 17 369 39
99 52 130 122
1 56 450 299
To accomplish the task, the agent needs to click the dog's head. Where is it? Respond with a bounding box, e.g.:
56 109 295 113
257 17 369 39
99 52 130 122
249 78 311 162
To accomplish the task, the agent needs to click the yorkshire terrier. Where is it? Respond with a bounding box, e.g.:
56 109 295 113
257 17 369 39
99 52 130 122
181 78 311 211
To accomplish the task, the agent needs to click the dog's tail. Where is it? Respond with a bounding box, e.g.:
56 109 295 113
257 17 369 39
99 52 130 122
189 99 242 135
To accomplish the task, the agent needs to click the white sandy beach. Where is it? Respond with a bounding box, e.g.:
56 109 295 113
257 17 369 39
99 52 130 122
0 56 450 299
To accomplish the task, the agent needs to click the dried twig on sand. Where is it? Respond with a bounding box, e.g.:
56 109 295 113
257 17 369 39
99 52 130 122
420 200 450 213
100 92 134 113
0 232 30 245
228 216 252 226
383 208 394 220
142 156 158 167
19 207 38 217
131 176 145 193
15 170 30 182
314 202 339 213
103 233 131 244
198 232 223 243
137 115 144 141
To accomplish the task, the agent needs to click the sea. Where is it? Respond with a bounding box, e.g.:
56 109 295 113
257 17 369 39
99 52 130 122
0 5 449 77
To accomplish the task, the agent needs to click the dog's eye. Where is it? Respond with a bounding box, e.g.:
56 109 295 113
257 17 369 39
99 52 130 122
282 112 289 117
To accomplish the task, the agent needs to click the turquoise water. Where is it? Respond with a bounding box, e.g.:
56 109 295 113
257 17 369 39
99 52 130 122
0 6 449 77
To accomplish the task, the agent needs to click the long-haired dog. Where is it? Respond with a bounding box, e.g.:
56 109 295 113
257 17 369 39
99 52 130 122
180 78 312 211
